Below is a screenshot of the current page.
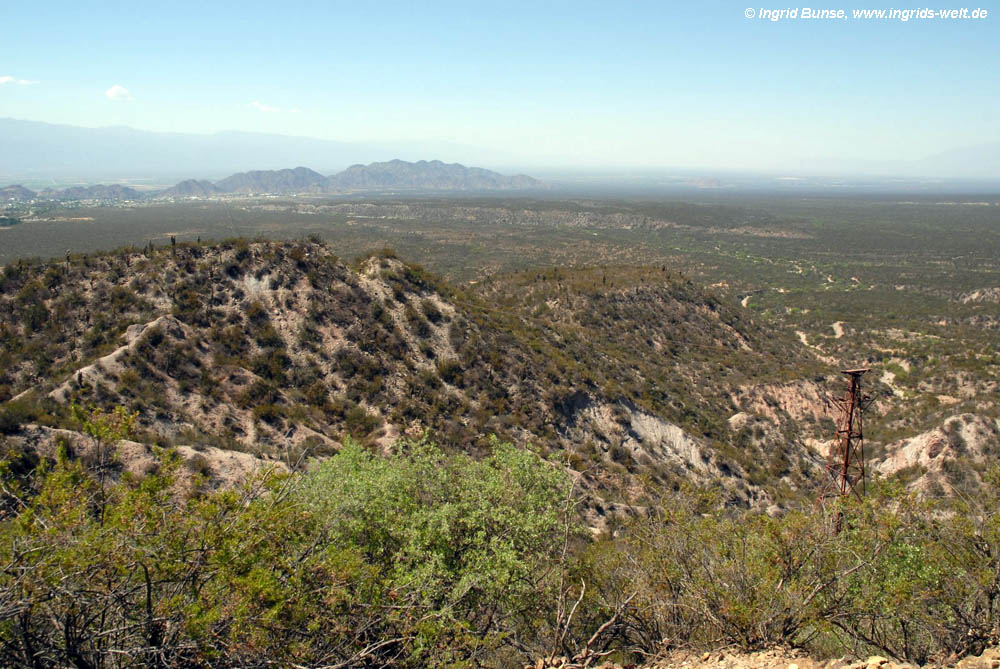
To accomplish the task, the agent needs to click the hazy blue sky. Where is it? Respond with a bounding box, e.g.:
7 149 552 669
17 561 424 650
1 1 996 170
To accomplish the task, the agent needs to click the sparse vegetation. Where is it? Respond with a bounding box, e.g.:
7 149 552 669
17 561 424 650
0 238 832 507
0 194 998 666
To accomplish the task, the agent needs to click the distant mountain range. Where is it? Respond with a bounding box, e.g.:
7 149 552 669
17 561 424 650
215 166 328 194
0 185 36 201
329 160 541 190
38 184 142 201
0 118 510 180
160 180 222 198
0 161 544 202
3 117 997 185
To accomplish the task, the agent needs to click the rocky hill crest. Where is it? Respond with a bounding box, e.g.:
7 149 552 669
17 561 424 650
0 239 835 514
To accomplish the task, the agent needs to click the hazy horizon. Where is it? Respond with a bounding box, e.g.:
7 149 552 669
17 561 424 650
2 1 997 177
1 117 999 191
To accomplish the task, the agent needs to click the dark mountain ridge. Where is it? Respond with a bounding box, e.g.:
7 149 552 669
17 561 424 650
38 184 142 201
159 179 222 198
328 159 542 191
215 166 328 193
0 185 36 201
175 160 544 195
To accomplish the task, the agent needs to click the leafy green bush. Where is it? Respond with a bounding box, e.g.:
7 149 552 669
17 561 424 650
298 437 574 664
0 433 575 668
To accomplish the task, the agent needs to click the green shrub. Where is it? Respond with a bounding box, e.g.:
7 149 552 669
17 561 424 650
580 476 1000 664
405 303 432 338
421 298 443 323
249 350 291 383
436 358 463 385
298 437 574 663
0 433 575 668
340 403 379 437
0 400 33 435
255 327 285 352
252 403 283 426
245 300 269 325
184 453 213 476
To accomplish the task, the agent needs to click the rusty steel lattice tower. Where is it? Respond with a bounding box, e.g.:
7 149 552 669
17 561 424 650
824 368 874 500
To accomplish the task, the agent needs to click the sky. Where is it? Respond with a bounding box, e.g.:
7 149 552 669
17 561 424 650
1 0 997 171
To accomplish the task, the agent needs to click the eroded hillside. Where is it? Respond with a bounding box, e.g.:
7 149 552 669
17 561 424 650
0 239 852 511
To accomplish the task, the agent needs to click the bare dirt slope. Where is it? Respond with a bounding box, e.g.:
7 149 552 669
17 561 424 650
533 646 1000 669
